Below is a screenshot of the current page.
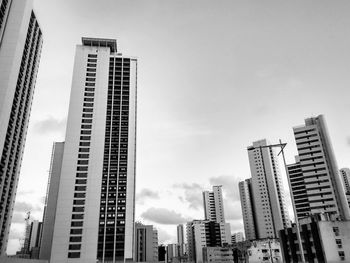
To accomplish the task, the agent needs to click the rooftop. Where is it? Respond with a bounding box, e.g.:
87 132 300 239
82 37 117 52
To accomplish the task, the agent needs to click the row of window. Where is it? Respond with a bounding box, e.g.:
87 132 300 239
68 54 98 259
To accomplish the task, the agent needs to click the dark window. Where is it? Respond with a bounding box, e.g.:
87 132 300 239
72 206 84 212
70 236 82 242
71 221 83 227
70 228 83 235
72 214 84 219
68 252 80 258
69 244 82 250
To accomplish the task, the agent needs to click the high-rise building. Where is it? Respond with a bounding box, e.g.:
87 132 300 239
50 38 137 263
134 223 158 262
177 224 185 257
340 168 350 194
288 115 350 221
203 185 225 223
39 142 65 260
0 0 42 254
238 179 257 241
243 139 290 239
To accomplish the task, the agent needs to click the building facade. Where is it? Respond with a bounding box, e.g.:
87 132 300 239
202 246 233 263
279 213 350 262
177 224 185 257
238 179 256 241
0 0 42 254
134 223 158 262
39 142 64 260
288 115 350 221
50 38 137 263
231 232 244 244
340 168 350 194
186 220 231 263
243 139 290 239
203 186 225 223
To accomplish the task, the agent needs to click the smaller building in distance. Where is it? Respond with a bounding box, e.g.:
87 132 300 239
231 232 244 244
202 246 233 263
134 223 158 262
279 213 350 262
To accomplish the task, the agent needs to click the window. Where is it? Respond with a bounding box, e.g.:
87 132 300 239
80 130 91 135
83 102 93 107
73 199 85 205
74 193 85 198
78 154 89 158
81 125 92 129
75 186 87 191
72 213 84 219
76 172 87 178
333 227 340 236
71 221 83 227
336 239 343 248
339 251 345 261
79 148 90 153
70 236 82 242
72 206 84 212
82 119 92 123
76 179 87 184
88 54 97 58
83 108 93 112
68 252 80 258
69 244 82 250
79 142 90 147
70 228 83 235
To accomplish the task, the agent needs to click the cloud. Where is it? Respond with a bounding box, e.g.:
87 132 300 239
17 190 35 196
173 183 203 209
209 175 242 202
14 201 41 213
141 208 190 225
157 228 174 244
33 116 66 134
225 200 243 220
11 212 26 224
136 188 160 205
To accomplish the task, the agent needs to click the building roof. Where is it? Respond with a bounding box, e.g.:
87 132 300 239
82 37 117 52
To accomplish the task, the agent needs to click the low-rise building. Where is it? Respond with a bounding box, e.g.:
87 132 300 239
202 246 234 263
246 239 282 263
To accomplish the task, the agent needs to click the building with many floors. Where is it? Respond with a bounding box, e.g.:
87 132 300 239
134 223 158 262
279 213 350 262
287 115 350 222
240 139 290 240
50 38 137 263
203 186 225 224
39 142 64 260
0 0 42 254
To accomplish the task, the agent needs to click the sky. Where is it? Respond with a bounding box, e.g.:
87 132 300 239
7 0 350 255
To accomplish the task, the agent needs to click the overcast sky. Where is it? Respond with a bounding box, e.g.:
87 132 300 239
7 0 350 254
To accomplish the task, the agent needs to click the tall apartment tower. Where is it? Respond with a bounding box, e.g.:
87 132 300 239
203 185 225 223
177 224 185 257
288 115 350 221
340 168 350 193
50 38 137 263
39 142 65 260
238 179 257 240
246 139 290 239
0 0 42 254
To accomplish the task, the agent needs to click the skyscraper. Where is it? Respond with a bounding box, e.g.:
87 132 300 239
0 0 42 254
243 139 290 239
50 38 137 263
238 179 256 240
287 115 350 221
203 185 225 223
40 142 65 260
